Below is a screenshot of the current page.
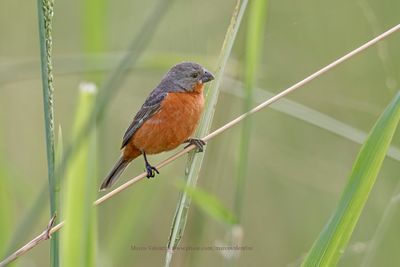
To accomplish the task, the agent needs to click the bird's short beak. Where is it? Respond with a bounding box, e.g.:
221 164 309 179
201 69 215 83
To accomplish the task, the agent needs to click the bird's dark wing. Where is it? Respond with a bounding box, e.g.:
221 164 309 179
121 91 167 148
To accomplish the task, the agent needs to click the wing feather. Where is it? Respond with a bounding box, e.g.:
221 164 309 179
121 91 167 148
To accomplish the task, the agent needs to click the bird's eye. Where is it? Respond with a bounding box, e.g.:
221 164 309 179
191 73 199 79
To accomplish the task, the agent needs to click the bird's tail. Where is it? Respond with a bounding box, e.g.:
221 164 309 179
100 156 131 191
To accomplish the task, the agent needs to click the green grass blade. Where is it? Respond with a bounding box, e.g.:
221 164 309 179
301 91 400 267
83 0 105 56
165 1 248 266
83 0 105 83
176 183 237 226
60 83 97 267
49 126 63 267
235 0 268 222
36 0 57 265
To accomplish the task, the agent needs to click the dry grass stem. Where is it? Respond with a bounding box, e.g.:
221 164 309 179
0 215 60 267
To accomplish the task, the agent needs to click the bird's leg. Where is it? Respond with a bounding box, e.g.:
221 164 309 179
142 151 159 178
184 138 206 153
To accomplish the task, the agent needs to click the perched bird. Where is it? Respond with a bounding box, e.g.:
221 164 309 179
100 62 215 191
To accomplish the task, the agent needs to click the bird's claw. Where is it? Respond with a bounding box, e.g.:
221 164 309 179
184 138 206 153
146 164 159 178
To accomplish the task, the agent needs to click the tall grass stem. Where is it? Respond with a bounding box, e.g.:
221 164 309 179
36 0 58 265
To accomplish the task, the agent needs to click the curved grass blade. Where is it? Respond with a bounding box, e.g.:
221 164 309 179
301 91 400 267
175 182 236 226
165 1 248 266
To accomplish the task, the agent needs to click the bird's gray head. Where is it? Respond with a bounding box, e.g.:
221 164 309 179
164 62 214 92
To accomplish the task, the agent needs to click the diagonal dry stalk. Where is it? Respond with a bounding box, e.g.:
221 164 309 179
1 23 399 267
0 215 59 267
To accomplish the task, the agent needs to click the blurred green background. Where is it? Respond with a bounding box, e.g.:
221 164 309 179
1 0 400 266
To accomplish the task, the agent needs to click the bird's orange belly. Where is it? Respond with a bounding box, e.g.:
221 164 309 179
132 91 204 154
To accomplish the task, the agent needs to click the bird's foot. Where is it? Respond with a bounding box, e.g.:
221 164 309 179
142 151 159 178
145 163 159 178
184 138 206 153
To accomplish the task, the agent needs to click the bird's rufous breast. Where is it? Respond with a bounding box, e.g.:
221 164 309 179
131 89 205 154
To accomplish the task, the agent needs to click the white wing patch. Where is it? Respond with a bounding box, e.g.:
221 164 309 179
146 118 163 124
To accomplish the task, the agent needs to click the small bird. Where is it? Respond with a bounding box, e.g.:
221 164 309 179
100 62 215 191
